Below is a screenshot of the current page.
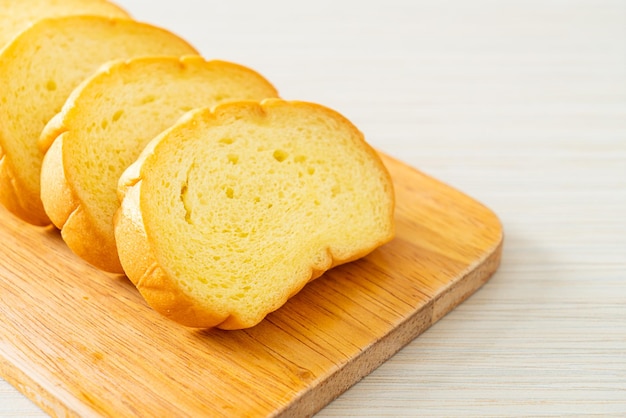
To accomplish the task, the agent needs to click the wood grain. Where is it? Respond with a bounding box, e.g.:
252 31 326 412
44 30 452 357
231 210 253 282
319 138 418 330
0 153 502 417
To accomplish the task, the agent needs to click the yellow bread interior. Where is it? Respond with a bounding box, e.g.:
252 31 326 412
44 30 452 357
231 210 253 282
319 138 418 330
40 56 279 272
115 99 395 329
0 15 197 225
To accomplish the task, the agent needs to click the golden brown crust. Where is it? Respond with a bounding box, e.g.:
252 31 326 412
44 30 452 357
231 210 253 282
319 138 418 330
0 0 130 50
0 148 50 226
39 136 75 229
41 137 124 271
38 112 66 155
115 183 229 328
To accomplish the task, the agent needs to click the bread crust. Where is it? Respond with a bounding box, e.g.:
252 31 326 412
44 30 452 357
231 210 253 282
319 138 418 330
0 147 50 225
41 136 124 271
115 185 230 327
0 0 130 50
115 100 396 329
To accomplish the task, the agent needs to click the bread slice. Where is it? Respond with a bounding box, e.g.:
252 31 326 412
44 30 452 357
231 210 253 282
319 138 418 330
0 0 129 51
0 15 197 226
114 99 395 329
40 56 279 273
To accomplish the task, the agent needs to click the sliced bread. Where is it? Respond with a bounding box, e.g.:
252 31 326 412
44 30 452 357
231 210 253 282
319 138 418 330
0 15 197 226
39 56 279 273
114 99 396 329
0 0 129 50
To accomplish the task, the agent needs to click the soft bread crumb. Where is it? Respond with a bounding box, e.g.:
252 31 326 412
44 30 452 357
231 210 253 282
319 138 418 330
115 99 395 329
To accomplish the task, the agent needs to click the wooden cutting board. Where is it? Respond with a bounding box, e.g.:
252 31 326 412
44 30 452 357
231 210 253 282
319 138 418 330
0 153 503 417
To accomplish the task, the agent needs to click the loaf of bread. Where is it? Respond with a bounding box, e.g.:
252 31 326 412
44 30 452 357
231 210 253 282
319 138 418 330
39 56 279 273
0 15 197 226
0 0 129 50
114 99 395 329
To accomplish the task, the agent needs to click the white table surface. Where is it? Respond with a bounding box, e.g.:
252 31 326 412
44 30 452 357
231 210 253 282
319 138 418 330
2 0 625 416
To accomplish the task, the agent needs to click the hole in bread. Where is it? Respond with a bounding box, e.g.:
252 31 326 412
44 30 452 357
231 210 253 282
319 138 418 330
180 169 193 224
46 80 57 91
227 154 239 165
225 187 234 199
101 119 108 129
307 167 316 175
112 110 124 122
273 150 288 162
219 138 234 145
294 155 307 163
181 191 192 221
141 95 156 104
